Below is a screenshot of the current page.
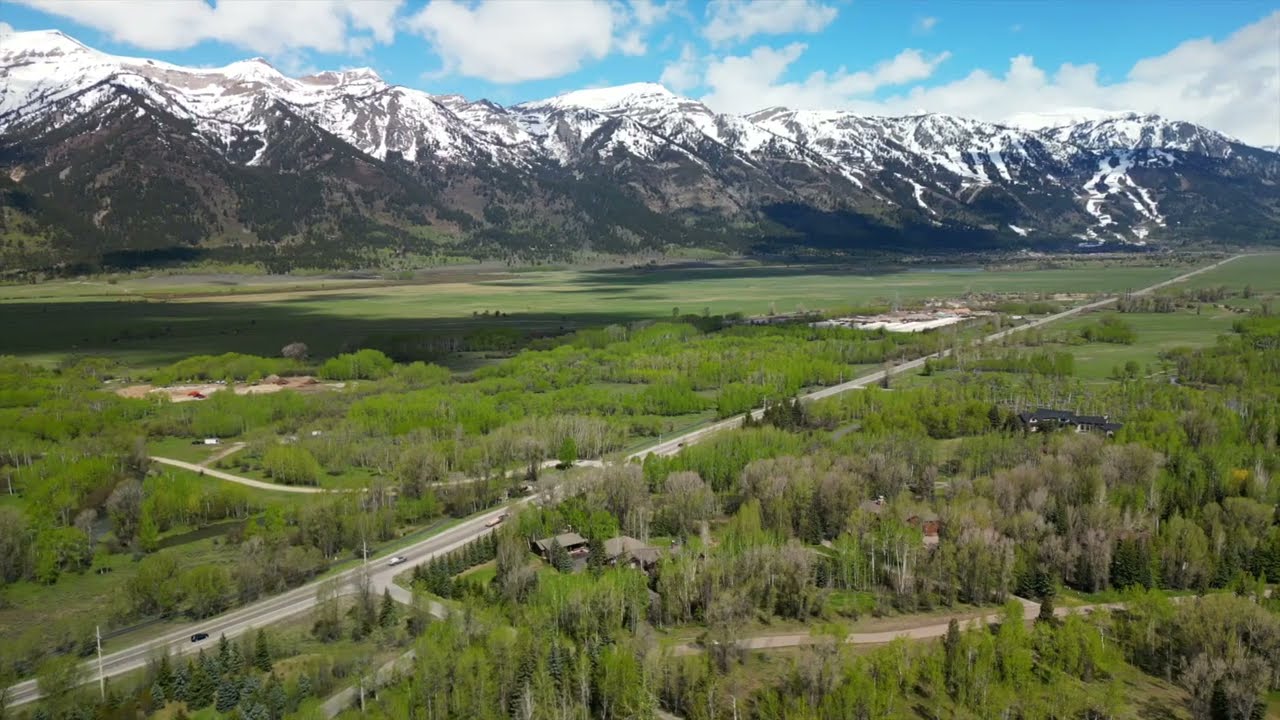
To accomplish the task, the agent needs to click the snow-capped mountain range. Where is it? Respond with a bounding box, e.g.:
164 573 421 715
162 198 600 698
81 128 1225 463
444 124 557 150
2 30 1277 270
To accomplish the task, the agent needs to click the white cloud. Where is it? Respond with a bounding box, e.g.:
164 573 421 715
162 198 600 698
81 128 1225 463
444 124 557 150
700 44 949 112
915 16 938 34
704 0 838 45
696 11 1280 147
660 43 701 92
629 0 677 26
0 21 13 36
865 11 1280 147
408 0 660 83
14 0 401 55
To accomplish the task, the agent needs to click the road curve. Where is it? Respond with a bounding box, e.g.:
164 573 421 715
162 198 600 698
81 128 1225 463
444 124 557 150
149 456 328 494
6 254 1244 709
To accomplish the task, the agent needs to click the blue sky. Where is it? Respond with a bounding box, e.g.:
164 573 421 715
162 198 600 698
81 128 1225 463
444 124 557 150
3 1 1278 144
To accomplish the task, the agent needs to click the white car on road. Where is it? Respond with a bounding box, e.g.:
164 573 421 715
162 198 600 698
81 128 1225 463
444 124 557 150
387 556 407 566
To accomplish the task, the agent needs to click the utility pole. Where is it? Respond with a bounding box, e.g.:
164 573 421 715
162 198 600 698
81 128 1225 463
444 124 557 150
96 625 105 701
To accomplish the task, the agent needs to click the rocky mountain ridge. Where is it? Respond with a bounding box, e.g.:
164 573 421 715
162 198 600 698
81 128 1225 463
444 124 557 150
1 30 1276 270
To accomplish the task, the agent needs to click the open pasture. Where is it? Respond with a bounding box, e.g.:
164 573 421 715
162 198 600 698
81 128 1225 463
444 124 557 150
0 260 1198 368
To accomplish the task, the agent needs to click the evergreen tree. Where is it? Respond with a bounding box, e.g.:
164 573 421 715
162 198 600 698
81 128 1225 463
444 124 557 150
1037 593 1057 624
587 536 606 576
187 657 214 708
172 665 189 704
253 629 273 673
227 641 244 676
217 634 233 675
266 676 289 718
296 673 313 701
155 653 174 695
942 618 962 699
548 539 572 573
150 681 166 709
379 588 397 628
215 675 240 713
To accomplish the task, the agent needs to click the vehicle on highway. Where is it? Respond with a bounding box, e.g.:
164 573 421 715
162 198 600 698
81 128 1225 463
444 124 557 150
387 555 407 566
190 632 209 643
485 513 508 528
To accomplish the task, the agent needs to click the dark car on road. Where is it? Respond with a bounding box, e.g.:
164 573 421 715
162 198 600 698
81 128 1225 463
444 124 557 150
190 632 209 643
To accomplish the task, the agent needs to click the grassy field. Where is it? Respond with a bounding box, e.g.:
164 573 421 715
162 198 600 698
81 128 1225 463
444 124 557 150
1176 251 1280 290
1048 308 1244 380
0 260 1203 368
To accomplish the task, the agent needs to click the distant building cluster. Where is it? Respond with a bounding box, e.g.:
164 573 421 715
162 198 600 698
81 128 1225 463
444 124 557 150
812 308 991 333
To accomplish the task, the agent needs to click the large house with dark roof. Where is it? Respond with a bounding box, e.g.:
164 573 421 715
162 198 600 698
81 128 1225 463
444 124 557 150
1018 408 1122 436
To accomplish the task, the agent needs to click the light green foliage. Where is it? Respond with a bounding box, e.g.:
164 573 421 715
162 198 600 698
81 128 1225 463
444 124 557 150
182 565 233 618
317 349 393 381
261 445 322 486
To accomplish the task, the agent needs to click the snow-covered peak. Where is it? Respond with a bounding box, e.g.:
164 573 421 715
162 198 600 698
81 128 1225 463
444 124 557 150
522 82 681 114
301 67 383 88
0 29 93 59
1052 113 1239 156
219 58 287 84
1004 107 1135 130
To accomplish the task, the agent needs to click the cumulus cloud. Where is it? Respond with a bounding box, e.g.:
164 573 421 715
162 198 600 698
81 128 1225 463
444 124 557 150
700 44 949 112
868 11 1280 146
660 43 702 92
704 0 838 45
0 21 13 36
13 0 400 55
696 11 1280 147
408 0 674 83
915 16 938 34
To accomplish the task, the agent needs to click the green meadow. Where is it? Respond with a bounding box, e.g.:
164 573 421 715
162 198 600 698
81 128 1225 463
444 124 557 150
1 260 1201 368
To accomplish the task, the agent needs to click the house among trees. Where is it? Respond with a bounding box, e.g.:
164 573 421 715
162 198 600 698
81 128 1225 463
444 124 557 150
531 532 588 560
603 536 661 570
907 511 942 547
1018 408 1123 436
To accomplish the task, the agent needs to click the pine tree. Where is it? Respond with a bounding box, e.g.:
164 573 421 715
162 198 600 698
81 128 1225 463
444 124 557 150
549 539 572 573
150 681 166 709
266 676 289 718
187 657 214 708
379 588 397 628
172 665 190 704
587 536 606 575
296 673 313 701
227 641 244 676
215 675 240 713
155 653 174 695
1037 593 1056 624
217 634 233 675
253 629 273 673
942 618 962 699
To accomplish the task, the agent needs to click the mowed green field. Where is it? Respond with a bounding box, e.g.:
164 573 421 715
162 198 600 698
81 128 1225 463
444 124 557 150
1051 307 1245 380
0 260 1202 368
1176 251 1280 290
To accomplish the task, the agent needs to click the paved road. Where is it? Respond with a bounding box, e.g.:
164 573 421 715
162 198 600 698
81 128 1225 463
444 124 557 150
6 254 1243 710
3 506 510 709
631 253 1247 460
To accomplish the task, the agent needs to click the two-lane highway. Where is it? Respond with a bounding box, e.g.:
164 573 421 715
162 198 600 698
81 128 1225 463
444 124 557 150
3 505 512 708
